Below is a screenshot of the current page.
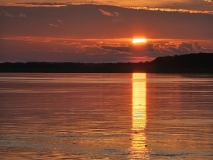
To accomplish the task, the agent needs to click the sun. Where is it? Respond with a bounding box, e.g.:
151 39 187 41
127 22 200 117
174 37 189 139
132 38 147 44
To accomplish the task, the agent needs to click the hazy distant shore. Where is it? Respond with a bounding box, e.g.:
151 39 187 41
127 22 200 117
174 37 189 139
0 53 213 73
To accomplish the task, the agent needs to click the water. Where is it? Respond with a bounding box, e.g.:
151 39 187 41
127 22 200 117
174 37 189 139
0 73 212 159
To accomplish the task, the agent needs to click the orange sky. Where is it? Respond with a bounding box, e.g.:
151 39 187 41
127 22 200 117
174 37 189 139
0 1 212 62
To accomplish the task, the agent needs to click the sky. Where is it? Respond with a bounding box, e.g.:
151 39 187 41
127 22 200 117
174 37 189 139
0 0 213 62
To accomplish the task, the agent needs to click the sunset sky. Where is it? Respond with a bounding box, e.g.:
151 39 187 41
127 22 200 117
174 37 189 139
0 0 212 62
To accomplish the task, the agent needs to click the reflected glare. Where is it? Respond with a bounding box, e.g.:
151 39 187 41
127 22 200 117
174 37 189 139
131 73 148 158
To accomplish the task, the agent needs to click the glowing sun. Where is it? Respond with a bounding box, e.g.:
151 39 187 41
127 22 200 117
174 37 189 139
132 38 147 44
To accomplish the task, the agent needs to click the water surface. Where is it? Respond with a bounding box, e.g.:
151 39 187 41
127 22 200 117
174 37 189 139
0 73 212 159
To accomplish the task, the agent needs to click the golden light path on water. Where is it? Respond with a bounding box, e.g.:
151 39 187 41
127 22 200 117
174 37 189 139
131 73 149 159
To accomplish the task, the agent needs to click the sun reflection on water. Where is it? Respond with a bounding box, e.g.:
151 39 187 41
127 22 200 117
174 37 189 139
131 73 149 159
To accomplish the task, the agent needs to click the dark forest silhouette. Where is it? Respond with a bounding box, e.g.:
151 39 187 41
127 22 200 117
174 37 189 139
0 53 213 73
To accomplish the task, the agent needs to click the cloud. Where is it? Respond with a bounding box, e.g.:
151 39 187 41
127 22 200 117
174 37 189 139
140 7 213 15
155 42 205 55
98 9 119 17
19 13 27 18
0 10 14 17
1 36 213 62
6 2 68 7
178 42 194 53
204 0 212 3
99 9 113 16
102 45 131 52
0 10 27 18
114 12 119 17
58 19 62 23
155 41 212 56
49 20 63 27
101 43 155 53
101 41 213 59
49 23 58 27
1 36 90 46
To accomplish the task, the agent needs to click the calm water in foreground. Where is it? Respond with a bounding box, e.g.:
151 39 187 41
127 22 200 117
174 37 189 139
0 73 213 160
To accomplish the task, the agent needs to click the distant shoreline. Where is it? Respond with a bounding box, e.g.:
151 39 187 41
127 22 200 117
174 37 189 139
0 53 213 73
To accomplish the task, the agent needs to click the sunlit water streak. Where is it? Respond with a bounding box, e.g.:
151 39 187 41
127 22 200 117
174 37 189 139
131 73 149 159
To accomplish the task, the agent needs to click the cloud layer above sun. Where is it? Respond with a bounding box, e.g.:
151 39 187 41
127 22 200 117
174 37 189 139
1 0 213 14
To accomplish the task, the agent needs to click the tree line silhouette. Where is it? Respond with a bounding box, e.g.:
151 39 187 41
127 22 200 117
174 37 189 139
0 53 213 73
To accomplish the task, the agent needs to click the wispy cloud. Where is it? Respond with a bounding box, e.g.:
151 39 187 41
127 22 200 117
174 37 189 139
0 10 14 17
19 13 27 18
0 10 27 18
58 19 62 23
1 36 91 46
49 20 63 27
98 9 119 17
137 7 213 15
49 23 58 27
5 2 68 8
